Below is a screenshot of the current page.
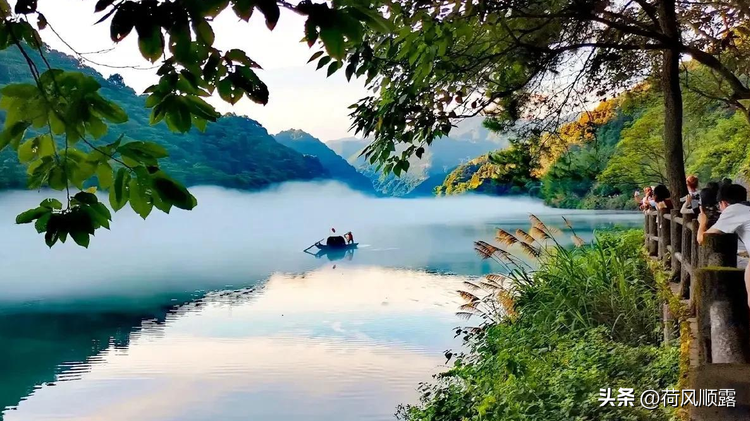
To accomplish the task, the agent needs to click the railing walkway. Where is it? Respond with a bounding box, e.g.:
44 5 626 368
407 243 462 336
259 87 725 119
645 209 750 420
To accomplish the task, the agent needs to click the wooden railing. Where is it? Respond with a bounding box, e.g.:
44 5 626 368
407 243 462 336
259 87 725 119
645 209 750 365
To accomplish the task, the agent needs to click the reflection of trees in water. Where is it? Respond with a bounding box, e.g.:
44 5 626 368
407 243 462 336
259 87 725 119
0 287 260 414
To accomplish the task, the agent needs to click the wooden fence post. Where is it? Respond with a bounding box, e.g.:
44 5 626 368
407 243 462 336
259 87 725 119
658 208 671 266
679 213 694 299
648 211 658 256
670 210 681 282
699 233 739 268
691 219 700 269
693 267 750 364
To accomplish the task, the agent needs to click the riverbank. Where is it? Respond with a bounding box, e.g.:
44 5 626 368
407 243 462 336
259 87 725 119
397 229 679 421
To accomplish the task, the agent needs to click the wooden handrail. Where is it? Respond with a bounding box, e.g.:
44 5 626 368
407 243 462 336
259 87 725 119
644 208 747 370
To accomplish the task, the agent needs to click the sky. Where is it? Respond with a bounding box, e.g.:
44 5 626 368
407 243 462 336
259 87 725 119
35 0 369 141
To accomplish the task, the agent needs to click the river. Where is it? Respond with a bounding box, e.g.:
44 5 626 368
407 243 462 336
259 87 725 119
0 182 641 421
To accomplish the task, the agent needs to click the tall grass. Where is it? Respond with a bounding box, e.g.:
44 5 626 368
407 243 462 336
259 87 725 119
467 217 659 345
399 223 677 421
515 229 660 345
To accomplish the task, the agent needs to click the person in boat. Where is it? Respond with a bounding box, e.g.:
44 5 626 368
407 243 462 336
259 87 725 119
344 231 354 244
326 227 347 248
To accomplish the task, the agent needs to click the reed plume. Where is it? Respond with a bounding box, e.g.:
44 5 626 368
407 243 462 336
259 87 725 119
515 229 536 245
529 226 551 240
485 274 506 284
496 289 517 319
459 302 479 311
462 281 482 291
519 242 540 258
474 240 500 259
529 214 560 235
457 290 480 302
480 281 502 291
495 228 518 246
455 312 475 321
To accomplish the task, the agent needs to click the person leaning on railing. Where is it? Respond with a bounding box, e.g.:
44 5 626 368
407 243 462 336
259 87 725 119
652 184 673 210
634 186 655 211
698 183 750 307
697 184 721 228
680 175 701 215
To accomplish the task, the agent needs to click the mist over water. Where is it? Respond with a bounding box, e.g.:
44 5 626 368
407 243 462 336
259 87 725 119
0 182 643 420
0 181 634 304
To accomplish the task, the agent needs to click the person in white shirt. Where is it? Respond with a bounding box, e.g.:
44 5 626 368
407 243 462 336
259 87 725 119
698 183 750 307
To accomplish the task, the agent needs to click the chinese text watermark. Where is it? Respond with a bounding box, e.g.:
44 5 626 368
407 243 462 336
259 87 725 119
598 388 736 409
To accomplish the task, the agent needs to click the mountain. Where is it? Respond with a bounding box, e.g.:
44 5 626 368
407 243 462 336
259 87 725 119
273 130 375 193
435 155 521 196
406 167 458 197
327 118 508 196
326 137 369 161
0 47 329 191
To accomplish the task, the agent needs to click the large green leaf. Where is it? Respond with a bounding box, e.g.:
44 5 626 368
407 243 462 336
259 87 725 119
110 2 136 42
16 207 49 224
164 98 192 133
137 23 165 63
0 0 11 18
109 168 130 212
194 19 215 46
90 95 128 123
48 167 67 190
17 138 35 163
35 212 51 233
0 121 30 152
256 0 280 30
320 27 345 60
152 171 197 210
73 191 98 205
1 83 38 97
128 176 153 219
97 163 114 189
232 0 254 21
40 198 63 210
69 229 90 248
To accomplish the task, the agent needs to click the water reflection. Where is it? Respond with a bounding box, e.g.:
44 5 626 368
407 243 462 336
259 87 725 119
2 267 466 421
0 297 190 415
0 184 642 420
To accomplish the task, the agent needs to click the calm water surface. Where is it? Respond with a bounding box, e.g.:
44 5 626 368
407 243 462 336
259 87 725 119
0 183 641 421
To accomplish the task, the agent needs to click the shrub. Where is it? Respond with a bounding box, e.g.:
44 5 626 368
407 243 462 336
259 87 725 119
398 326 678 421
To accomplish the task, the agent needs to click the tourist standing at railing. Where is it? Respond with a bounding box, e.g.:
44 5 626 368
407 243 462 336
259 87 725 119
634 186 655 211
698 183 750 307
680 175 701 215
653 184 673 210
698 185 721 228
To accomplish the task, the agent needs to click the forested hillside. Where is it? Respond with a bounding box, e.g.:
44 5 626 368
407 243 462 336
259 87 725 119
0 47 329 191
436 71 750 209
274 130 374 193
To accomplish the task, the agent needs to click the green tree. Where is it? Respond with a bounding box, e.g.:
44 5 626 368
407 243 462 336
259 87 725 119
348 0 750 206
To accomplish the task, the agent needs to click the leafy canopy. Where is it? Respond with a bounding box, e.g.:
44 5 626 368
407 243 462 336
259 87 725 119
348 0 750 180
0 0 392 247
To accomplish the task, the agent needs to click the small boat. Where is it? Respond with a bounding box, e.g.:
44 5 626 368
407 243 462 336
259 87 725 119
314 242 358 251
303 234 358 259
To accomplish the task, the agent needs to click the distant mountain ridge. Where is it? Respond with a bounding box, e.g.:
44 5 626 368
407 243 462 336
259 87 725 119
0 47 332 191
274 130 375 193
326 137 369 161
327 119 508 196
